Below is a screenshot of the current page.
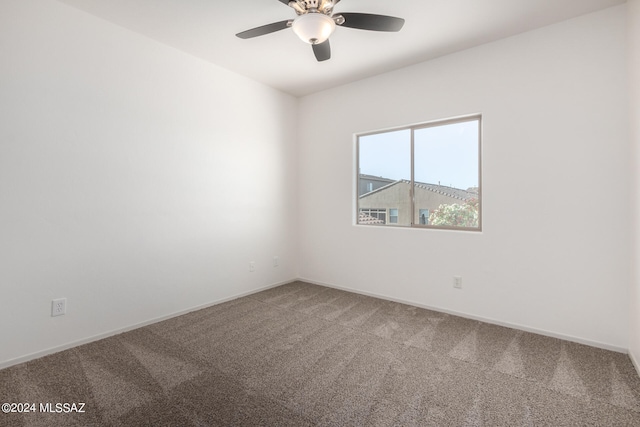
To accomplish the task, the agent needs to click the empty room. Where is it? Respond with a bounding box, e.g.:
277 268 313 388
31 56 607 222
1 0 640 425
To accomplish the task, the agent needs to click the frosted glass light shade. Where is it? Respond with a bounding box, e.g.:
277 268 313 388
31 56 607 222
292 13 336 45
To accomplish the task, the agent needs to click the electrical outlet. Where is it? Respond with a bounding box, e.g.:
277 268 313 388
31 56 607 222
453 276 463 289
273 256 279 267
51 298 66 317
249 261 255 272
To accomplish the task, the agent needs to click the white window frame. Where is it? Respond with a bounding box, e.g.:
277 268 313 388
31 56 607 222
356 114 482 232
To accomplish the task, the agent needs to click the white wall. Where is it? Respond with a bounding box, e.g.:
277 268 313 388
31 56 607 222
0 0 298 367
298 6 630 350
630 0 640 368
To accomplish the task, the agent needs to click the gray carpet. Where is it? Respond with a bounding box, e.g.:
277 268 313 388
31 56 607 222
1 281 640 426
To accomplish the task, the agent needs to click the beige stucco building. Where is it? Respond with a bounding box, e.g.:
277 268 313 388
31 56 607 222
358 179 478 226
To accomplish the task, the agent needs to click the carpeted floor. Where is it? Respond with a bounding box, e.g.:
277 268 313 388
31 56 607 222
1 281 640 426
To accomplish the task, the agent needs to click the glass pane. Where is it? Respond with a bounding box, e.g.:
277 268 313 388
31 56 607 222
389 208 398 224
358 129 411 226
414 120 480 229
418 209 429 225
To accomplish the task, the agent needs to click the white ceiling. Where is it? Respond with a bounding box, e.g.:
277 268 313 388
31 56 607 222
57 0 625 97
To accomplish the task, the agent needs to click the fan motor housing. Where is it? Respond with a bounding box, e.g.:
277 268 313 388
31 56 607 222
299 1 320 9
290 0 334 15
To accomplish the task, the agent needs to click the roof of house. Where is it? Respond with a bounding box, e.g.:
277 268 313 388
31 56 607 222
410 181 478 201
358 212 385 224
359 174 396 183
359 179 478 201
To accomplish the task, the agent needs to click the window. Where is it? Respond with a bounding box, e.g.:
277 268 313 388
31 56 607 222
357 115 481 231
389 209 399 224
418 209 429 225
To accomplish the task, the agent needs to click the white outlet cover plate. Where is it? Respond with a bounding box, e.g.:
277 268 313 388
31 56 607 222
51 298 67 317
454 276 463 289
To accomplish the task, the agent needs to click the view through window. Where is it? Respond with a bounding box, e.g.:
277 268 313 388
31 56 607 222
357 115 481 231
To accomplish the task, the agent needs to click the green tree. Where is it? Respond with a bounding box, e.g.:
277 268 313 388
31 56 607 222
429 198 479 228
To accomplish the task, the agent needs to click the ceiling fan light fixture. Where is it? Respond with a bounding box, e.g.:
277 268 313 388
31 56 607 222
292 13 336 45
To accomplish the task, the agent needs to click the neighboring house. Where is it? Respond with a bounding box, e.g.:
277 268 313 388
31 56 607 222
358 178 478 225
358 174 396 196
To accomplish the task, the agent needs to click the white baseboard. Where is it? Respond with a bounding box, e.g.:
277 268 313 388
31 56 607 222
0 278 295 370
299 277 629 354
630 349 640 377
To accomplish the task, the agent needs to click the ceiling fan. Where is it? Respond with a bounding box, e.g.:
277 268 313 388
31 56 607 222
236 0 405 62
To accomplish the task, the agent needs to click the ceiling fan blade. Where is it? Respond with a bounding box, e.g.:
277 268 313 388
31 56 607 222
312 40 331 62
236 20 291 39
338 13 405 32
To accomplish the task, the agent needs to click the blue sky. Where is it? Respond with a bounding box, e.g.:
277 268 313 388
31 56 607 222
358 120 479 189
